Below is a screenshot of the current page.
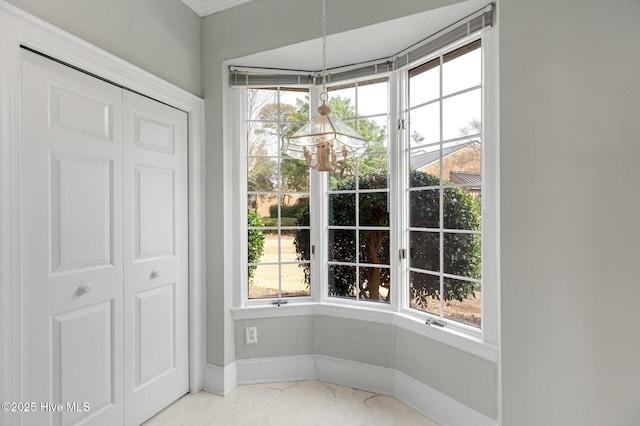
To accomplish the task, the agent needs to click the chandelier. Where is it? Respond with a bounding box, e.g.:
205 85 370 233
282 0 369 172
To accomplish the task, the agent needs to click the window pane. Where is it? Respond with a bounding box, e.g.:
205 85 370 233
329 264 356 299
328 193 355 226
440 139 482 185
247 156 277 192
357 80 388 116
409 271 440 315
328 158 356 191
409 231 439 272
358 115 389 149
443 188 481 231
280 263 310 297
359 193 388 226
328 86 356 120
359 230 390 265
279 229 303 262
328 229 356 263
443 43 481 96
360 267 390 303
281 159 309 192
247 211 266 270
409 60 439 107
442 89 481 141
248 88 278 121
443 232 481 279
248 120 279 156
409 189 440 228
358 156 388 187
248 264 279 299
279 89 309 122
409 148 441 184
278 193 309 226
409 102 440 146
443 278 481 328
247 229 276 263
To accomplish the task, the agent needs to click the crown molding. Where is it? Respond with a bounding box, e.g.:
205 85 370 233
181 0 256 17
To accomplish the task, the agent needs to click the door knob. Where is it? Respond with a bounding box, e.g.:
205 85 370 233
76 284 92 296
150 270 161 279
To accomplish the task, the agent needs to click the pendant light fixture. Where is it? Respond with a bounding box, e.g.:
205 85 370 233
283 0 369 172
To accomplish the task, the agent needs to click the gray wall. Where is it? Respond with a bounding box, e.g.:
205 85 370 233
395 328 496 419
499 0 640 424
235 316 498 418
4 0 202 96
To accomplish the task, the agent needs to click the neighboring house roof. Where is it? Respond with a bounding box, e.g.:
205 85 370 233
409 140 477 170
450 170 481 186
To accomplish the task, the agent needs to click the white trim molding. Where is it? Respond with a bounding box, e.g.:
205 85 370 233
204 355 497 426
0 2 206 422
181 0 257 17
204 362 238 396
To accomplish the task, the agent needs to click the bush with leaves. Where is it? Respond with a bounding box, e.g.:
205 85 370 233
269 202 308 219
408 171 481 308
293 170 481 304
247 209 265 283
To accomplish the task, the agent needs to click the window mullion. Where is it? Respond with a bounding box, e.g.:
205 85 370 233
389 70 402 313
438 54 445 319
309 84 326 303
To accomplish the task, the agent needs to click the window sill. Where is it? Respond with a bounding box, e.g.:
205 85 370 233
230 302 498 363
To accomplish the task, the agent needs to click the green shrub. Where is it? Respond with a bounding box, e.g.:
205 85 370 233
247 209 265 283
269 202 308 220
293 170 481 303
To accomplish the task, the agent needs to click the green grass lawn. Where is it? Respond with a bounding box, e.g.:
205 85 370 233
260 217 298 227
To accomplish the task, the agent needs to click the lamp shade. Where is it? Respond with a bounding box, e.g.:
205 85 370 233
283 103 368 171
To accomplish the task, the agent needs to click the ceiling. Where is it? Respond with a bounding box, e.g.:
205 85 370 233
181 0 257 17
228 0 487 71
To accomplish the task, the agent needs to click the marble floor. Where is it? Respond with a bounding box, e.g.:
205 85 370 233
144 380 438 426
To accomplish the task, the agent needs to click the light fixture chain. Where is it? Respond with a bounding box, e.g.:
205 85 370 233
321 0 327 91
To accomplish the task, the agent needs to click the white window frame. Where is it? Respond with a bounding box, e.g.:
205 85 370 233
320 75 394 308
396 29 498 343
231 26 499 349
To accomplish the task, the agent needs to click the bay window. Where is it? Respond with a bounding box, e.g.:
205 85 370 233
233 5 496 342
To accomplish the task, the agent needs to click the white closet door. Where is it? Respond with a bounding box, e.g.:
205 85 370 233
20 50 124 425
122 91 189 426
20 49 189 426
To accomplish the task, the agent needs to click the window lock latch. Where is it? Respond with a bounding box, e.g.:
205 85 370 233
397 118 405 130
399 249 406 260
426 318 446 327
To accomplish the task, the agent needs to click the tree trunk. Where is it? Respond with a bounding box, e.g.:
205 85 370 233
362 231 385 300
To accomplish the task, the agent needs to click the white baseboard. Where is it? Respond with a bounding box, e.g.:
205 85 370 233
314 355 396 397
204 355 497 426
394 370 497 426
203 362 237 396
236 355 316 384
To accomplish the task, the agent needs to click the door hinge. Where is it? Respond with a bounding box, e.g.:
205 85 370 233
311 244 315 256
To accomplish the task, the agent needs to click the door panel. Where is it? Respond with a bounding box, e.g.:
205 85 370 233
49 85 115 141
20 50 123 426
133 113 174 154
123 91 188 426
51 153 114 273
135 284 176 387
52 301 115 425
134 165 175 259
